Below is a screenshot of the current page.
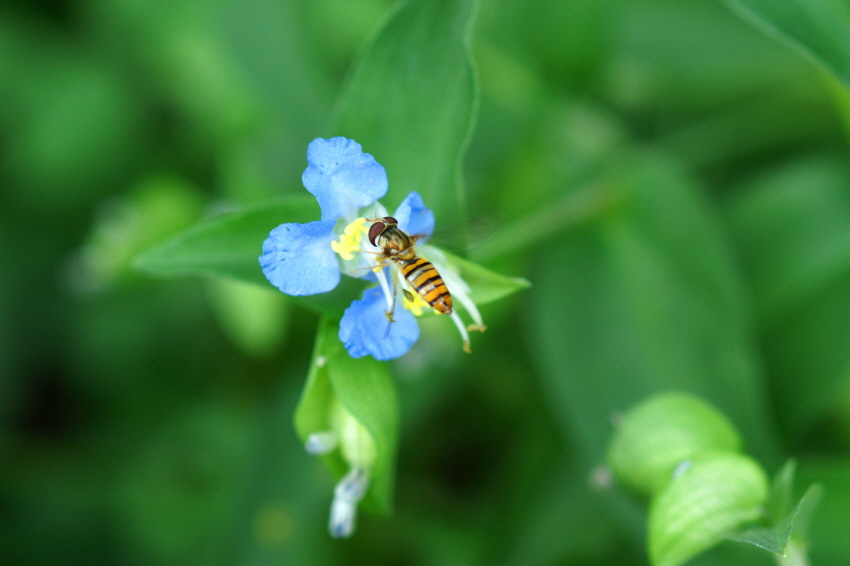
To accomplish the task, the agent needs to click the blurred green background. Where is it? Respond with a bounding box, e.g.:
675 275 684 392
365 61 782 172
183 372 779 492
2 0 850 565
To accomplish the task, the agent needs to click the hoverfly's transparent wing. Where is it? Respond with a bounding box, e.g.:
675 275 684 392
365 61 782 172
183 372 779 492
418 216 499 252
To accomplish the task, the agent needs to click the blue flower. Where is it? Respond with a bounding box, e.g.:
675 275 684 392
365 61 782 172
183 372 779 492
260 220 340 295
339 287 420 360
260 137 386 296
302 137 388 223
260 137 485 361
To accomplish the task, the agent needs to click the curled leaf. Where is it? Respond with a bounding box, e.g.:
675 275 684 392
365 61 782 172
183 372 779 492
607 391 742 496
648 452 769 566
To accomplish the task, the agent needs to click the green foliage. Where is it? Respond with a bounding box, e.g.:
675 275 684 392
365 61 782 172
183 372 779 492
529 150 777 463
725 156 850 445
648 452 769 566
420 244 531 307
135 196 318 286
205 278 290 358
720 0 850 85
332 0 480 226
4 0 850 564
729 464 822 555
607 393 820 565
295 320 398 514
607 392 742 496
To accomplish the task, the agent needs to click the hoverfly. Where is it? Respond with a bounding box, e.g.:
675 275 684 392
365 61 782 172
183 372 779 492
367 216 452 325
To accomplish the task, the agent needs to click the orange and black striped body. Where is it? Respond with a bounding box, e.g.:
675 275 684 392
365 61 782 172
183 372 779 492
369 216 453 316
399 256 453 315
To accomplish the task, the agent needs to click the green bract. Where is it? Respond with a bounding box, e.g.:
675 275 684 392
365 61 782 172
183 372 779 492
606 393 823 565
607 391 742 496
295 320 398 518
648 452 769 566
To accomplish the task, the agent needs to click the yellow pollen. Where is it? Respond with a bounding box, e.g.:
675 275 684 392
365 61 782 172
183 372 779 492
402 291 430 316
331 218 368 260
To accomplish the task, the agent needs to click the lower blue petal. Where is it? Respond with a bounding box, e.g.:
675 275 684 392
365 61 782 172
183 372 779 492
394 192 434 241
260 220 340 295
339 287 419 360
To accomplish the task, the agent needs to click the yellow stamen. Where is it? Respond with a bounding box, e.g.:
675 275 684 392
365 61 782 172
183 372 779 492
402 291 430 316
331 218 368 260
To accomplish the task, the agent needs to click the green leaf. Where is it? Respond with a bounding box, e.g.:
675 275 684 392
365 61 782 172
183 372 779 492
768 460 799 522
204 278 289 358
529 150 778 464
796 458 850 562
420 244 530 307
830 73 850 136
721 0 850 86
331 0 480 226
450 253 530 306
648 452 769 566
727 461 823 555
77 175 205 288
134 195 317 286
725 155 850 317
133 195 367 316
724 155 850 443
470 181 616 263
294 319 399 514
607 392 742 497
728 483 822 554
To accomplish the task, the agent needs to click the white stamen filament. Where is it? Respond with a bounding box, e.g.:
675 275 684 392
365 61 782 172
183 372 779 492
449 310 472 353
440 267 485 328
373 261 394 311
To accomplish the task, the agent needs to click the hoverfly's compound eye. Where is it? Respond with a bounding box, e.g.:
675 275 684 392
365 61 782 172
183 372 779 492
368 220 388 247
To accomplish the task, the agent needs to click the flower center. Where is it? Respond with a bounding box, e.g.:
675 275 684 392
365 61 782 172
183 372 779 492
331 218 368 260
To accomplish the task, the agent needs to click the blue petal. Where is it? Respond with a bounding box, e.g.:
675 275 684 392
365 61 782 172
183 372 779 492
260 220 340 295
393 192 434 241
302 137 388 222
339 287 419 360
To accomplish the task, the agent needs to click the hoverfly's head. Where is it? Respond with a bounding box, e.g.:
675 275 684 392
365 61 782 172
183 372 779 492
368 216 398 247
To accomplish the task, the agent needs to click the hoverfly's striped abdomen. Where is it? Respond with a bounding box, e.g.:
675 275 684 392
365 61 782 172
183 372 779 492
400 257 453 315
